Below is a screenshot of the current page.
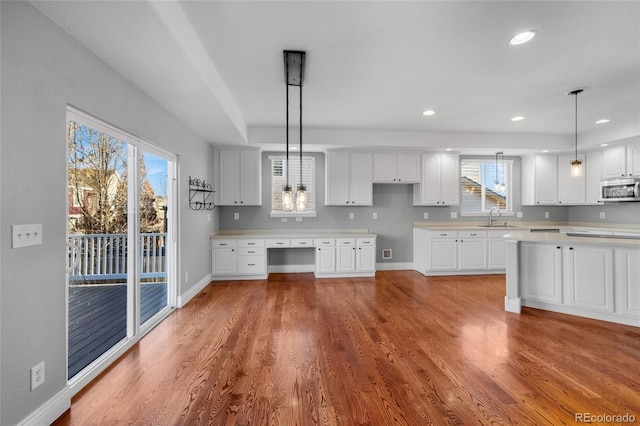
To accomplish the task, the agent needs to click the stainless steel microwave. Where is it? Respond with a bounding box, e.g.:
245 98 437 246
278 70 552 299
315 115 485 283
600 177 640 201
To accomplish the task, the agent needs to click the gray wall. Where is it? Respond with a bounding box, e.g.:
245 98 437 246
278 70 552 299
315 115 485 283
219 153 579 264
0 3 216 424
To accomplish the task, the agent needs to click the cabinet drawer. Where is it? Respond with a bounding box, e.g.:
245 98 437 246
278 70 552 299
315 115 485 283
458 231 487 239
291 238 313 247
238 247 266 256
429 231 457 239
357 237 376 246
266 239 291 248
211 239 237 249
238 239 265 248
237 257 266 275
337 238 356 246
315 238 336 247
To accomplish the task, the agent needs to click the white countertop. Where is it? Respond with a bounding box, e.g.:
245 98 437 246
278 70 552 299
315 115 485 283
211 229 376 240
502 229 640 248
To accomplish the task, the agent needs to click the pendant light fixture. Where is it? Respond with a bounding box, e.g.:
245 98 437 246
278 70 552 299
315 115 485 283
494 152 505 192
283 50 307 212
281 76 293 211
568 89 584 177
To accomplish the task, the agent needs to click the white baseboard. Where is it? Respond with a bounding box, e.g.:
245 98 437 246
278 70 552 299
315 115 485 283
177 274 211 308
268 264 315 273
504 296 522 313
18 386 71 426
375 262 414 271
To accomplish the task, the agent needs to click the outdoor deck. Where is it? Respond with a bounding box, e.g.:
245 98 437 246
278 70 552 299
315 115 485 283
68 282 167 378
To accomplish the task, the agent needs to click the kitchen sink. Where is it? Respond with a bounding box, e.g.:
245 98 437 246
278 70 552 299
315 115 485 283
478 224 519 228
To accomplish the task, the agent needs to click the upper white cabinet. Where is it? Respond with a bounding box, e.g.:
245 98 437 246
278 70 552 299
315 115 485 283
602 142 640 178
557 153 586 205
585 150 604 204
373 152 420 183
521 155 558 205
218 148 262 206
413 153 459 206
325 151 373 205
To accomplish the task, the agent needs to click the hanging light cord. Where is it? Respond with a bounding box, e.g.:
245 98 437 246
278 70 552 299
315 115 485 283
299 81 303 184
285 65 290 188
574 91 578 161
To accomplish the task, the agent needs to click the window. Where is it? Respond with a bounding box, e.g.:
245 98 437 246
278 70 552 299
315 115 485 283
270 155 316 216
460 158 513 215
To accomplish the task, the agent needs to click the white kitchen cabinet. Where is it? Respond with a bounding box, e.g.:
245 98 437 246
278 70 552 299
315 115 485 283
325 151 373 205
585 150 604 204
315 241 336 275
563 245 614 313
457 231 487 270
488 230 507 270
373 152 420 183
336 238 357 273
413 153 459 206
356 238 377 272
427 231 458 271
557 154 586 204
521 243 563 304
236 240 267 276
614 248 640 318
601 143 640 178
211 239 238 276
627 144 640 177
521 155 558 205
218 148 262 206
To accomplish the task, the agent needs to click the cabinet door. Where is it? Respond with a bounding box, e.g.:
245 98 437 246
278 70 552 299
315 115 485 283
440 153 460 205
627 144 640 177
585 151 603 204
602 145 626 178
397 153 421 183
414 154 441 205
521 243 562 303
373 153 398 182
218 150 239 205
428 239 457 271
239 150 261 205
488 238 506 269
336 246 356 272
211 248 236 275
614 248 640 317
349 152 373 205
535 156 558 204
356 246 376 272
557 154 585 204
316 247 336 274
325 151 350 205
564 246 614 313
458 239 487 270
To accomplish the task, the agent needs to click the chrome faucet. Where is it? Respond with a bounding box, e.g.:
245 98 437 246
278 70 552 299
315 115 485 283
488 207 502 227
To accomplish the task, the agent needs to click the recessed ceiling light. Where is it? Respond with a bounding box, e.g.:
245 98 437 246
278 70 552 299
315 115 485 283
422 109 436 116
600 143 609 147
511 116 525 122
290 146 298 150
595 119 610 124
542 150 549 153
509 30 537 46
445 148 452 151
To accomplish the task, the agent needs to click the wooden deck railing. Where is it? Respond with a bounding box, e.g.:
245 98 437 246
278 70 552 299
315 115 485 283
68 233 167 282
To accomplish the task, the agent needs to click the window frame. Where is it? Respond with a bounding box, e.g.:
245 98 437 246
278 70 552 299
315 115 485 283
459 157 514 217
269 154 317 217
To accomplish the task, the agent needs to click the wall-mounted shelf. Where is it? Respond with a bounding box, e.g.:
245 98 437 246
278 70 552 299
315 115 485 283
189 176 215 210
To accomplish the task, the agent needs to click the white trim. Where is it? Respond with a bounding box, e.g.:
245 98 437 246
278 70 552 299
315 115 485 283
376 262 413 270
504 297 522 313
522 300 640 327
269 212 318 218
268 264 315 273
177 274 211 308
17 387 71 426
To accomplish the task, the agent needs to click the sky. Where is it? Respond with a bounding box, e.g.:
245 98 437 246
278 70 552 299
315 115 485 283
142 151 168 197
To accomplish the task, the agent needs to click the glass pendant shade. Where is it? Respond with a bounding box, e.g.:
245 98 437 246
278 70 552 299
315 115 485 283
282 185 293 211
570 159 583 177
296 184 307 212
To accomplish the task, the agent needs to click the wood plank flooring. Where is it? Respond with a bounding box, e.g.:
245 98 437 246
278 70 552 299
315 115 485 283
55 271 640 425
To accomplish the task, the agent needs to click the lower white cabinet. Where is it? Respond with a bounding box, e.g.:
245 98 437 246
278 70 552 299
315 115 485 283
488 230 507 269
356 238 376 272
237 240 267 276
521 243 563 304
614 248 640 318
315 239 336 275
211 239 238 276
315 237 376 277
336 239 357 273
563 245 614 313
458 231 487 270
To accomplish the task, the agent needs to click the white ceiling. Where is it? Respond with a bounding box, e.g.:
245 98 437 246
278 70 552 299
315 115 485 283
33 1 640 155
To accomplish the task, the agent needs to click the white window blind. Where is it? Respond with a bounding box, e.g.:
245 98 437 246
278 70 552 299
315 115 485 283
270 156 316 215
460 159 513 214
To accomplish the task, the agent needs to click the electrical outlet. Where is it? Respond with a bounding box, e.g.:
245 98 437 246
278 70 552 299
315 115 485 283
234 212 239 220
517 211 523 219
185 272 189 283
372 212 377 220
545 212 550 219
296 216 302 222
281 218 288 222
600 212 605 219
12 224 43 248
349 212 354 220
31 361 45 391
423 212 429 219
208 213 211 221
450 212 457 219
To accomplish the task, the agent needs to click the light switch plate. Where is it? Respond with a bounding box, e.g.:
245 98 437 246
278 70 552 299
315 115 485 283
517 211 523 218
12 224 43 248
423 212 429 219
545 212 550 219
296 216 302 222
600 212 605 219
372 212 377 220
450 212 457 219
234 212 239 220
349 212 354 220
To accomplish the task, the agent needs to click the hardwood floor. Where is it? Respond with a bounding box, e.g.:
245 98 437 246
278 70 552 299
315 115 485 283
54 271 640 425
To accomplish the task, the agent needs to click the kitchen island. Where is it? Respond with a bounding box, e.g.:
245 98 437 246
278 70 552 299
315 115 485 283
503 229 640 327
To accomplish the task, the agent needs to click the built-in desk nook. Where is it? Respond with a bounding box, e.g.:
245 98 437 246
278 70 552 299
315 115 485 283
211 229 377 280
